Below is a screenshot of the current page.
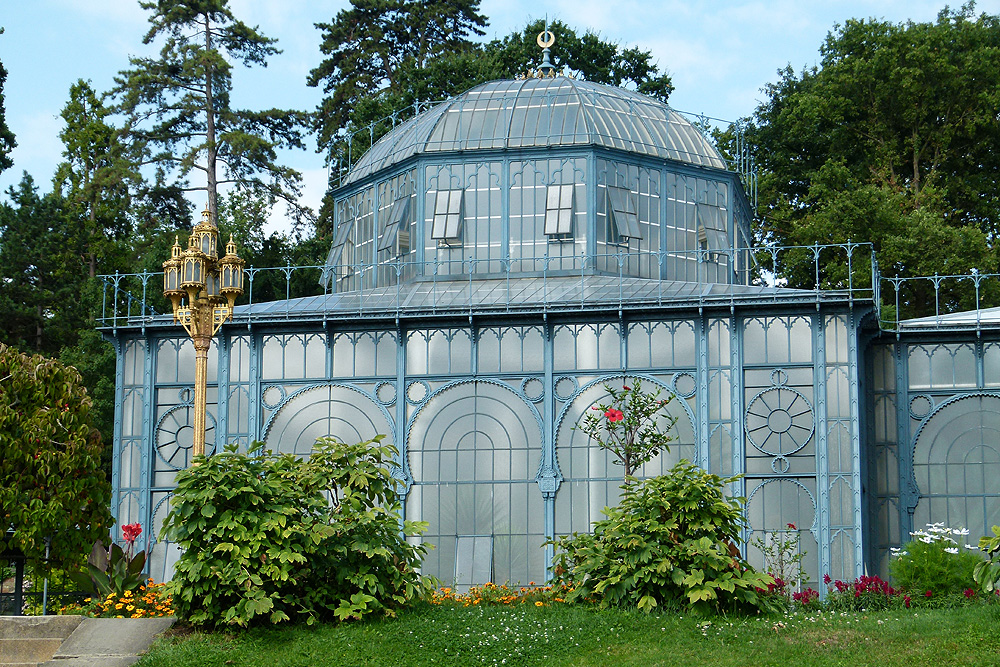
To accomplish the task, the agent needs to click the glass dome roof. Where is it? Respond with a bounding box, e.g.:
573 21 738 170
343 77 726 184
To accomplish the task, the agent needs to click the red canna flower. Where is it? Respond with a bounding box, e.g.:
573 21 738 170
122 523 142 544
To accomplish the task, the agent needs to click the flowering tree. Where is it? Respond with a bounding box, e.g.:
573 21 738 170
577 379 676 480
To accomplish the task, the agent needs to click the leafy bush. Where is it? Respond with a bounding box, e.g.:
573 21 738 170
973 525 1000 594
550 461 775 614
162 436 434 626
0 343 111 572
889 523 982 598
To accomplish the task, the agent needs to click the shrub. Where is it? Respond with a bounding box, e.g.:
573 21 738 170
551 461 775 614
973 525 1000 594
162 436 434 626
0 343 111 573
889 523 982 599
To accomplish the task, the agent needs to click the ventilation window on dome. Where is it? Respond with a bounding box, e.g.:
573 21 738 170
325 217 355 274
696 203 729 249
431 189 464 242
544 183 575 237
606 186 642 241
378 195 411 254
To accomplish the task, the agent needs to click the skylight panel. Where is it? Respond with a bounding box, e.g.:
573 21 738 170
431 189 464 241
606 186 642 240
544 184 575 236
378 196 411 253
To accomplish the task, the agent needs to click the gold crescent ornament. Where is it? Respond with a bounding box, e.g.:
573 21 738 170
536 30 555 49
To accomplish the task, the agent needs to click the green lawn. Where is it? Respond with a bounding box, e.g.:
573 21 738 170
137 603 1000 667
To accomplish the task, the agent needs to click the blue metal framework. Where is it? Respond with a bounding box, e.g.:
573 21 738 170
99 72 1000 588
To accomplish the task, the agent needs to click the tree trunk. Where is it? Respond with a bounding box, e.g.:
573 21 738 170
204 14 217 223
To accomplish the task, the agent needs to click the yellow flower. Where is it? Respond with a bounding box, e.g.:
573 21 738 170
115 603 124 610
535 601 544 607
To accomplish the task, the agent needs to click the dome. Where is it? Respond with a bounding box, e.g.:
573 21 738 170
343 77 726 185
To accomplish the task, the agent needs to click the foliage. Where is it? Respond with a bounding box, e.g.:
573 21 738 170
0 175 89 355
972 525 1000 594
113 0 310 225
63 579 173 618
889 523 982 597
551 461 775 614
72 523 147 598
750 522 806 596
737 6 1000 314
59 328 116 473
54 79 142 279
0 28 15 175
162 436 434 627
429 582 575 608
575 380 676 479
308 0 488 153
0 343 111 573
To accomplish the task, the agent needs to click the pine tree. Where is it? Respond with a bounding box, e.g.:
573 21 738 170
0 28 15 176
113 0 309 224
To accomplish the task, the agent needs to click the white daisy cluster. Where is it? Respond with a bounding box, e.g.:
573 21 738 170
890 522 977 558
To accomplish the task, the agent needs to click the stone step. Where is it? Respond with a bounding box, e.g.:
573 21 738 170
41 659 139 667
0 639 64 664
0 617 83 640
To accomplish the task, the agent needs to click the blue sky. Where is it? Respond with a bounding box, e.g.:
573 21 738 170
0 0 977 232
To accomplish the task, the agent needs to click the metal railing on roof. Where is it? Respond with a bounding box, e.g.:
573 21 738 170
96 243 880 331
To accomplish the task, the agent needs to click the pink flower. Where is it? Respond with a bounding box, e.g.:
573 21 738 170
122 523 142 544
604 409 624 423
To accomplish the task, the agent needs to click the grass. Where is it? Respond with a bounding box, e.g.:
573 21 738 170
136 602 1000 667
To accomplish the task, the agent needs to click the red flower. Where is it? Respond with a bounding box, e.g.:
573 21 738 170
964 588 975 598
786 522 796 530
122 523 142 544
622 385 631 391
904 595 911 608
823 574 832 585
604 409 624 423
924 590 933 598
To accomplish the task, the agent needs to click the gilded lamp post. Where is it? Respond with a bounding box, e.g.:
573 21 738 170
162 207 245 460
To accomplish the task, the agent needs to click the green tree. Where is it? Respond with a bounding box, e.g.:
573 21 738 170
55 80 141 279
0 28 16 175
741 5 1000 309
113 0 310 225
0 343 112 573
0 174 86 355
308 0 488 156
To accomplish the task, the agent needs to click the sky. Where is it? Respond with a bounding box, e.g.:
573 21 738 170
0 0 987 234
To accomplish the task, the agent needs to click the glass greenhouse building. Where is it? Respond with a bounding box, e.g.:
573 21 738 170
102 74 1000 589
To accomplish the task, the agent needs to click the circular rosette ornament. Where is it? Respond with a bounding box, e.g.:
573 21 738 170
744 386 814 457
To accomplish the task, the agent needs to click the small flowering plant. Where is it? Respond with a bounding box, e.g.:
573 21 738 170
62 578 173 618
750 522 806 598
889 522 982 599
973 525 1000 594
71 523 148 598
576 379 677 481
823 574 900 611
